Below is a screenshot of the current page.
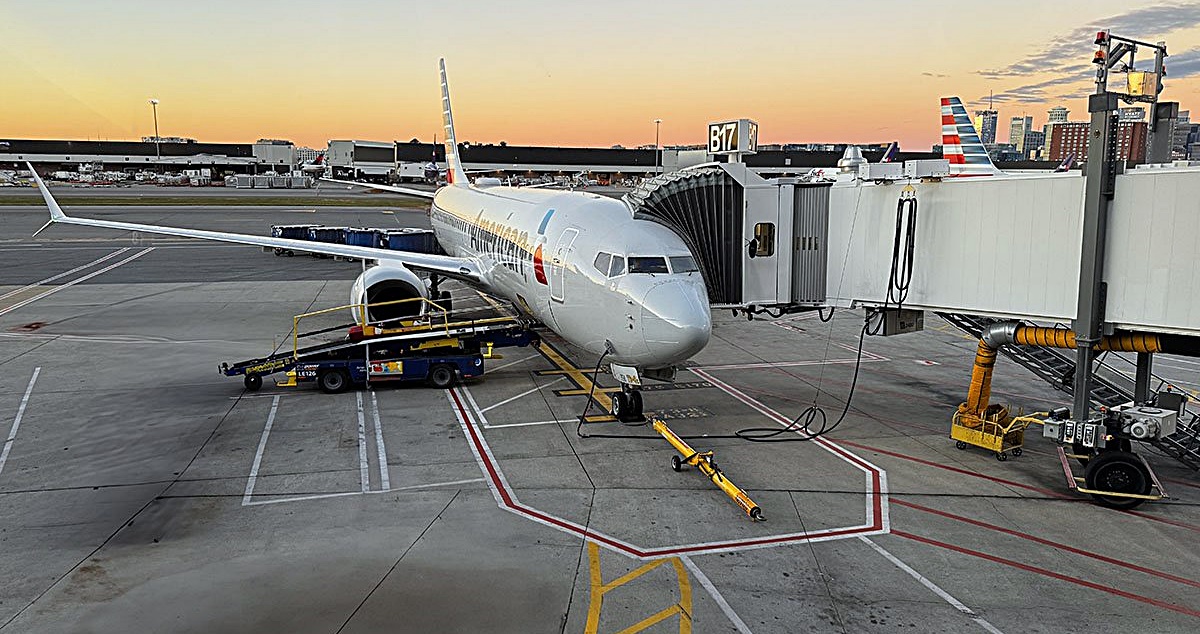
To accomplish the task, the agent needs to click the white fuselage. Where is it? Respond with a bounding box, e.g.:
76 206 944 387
425 184 711 368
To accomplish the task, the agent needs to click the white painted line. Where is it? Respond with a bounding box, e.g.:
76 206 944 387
243 477 486 506
0 247 155 318
356 392 369 493
691 357 887 371
370 391 390 491
0 368 41 478
485 353 536 374
484 418 578 429
858 536 1004 634
242 395 280 505
479 376 565 413
0 248 129 301
681 555 753 634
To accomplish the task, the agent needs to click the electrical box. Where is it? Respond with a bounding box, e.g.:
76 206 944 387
903 159 951 179
1113 402 1177 439
863 163 904 180
875 308 924 336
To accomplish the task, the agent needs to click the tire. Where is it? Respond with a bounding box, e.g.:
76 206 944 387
670 454 683 472
955 440 967 450
629 391 644 418
1084 450 1152 509
244 374 262 391
427 364 456 389
319 369 349 394
611 391 631 421
1012 447 1023 457
439 290 453 313
996 452 1008 462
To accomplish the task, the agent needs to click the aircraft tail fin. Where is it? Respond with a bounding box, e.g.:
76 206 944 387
438 59 469 186
1055 153 1076 172
940 97 1001 176
880 141 899 163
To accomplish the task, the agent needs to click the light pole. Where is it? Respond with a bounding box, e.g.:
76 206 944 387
148 99 160 167
654 118 662 176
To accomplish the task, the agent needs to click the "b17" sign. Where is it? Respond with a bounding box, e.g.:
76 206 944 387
708 119 758 155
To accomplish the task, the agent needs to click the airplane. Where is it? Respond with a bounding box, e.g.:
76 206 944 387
298 152 327 175
800 141 898 182
941 97 1081 177
26 59 712 422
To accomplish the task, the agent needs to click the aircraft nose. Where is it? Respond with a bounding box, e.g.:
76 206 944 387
641 280 711 363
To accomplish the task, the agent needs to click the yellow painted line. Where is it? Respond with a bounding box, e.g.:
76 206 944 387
537 341 613 414
536 368 606 376
557 387 622 396
585 542 604 634
584 541 693 634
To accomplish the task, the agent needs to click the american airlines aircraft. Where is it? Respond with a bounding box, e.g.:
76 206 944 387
940 96 1076 176
27 59 711 421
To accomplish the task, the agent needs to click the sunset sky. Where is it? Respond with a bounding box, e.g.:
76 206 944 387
2 1 1198 151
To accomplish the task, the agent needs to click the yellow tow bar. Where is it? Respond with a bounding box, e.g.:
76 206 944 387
652 419 764 521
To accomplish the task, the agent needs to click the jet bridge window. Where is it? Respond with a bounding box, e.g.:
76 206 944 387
628 257 669 274
594 252 612 275
669 256 698 273
752 223 776 258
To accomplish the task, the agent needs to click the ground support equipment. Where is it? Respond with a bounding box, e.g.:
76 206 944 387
652 419 763 521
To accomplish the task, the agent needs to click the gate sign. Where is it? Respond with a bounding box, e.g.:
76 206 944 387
708 119 758 155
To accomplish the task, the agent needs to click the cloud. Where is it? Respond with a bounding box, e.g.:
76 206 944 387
921 71 949 78
978 2 1200 79
1166 47 1200 78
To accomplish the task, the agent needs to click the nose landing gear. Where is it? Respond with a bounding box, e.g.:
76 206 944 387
611 388 644 422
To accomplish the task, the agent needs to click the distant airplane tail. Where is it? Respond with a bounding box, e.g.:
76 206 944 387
438 59 469 186
1054 154 1075 172
880 141 899 163
940 97 1002 176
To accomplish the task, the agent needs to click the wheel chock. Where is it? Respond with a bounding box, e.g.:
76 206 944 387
652 419 763 521
275 370 298 388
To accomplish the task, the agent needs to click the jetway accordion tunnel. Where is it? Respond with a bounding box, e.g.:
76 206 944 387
960 322 1200 422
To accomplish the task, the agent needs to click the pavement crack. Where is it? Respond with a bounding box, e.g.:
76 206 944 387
792 490 849 634
335 488 461 634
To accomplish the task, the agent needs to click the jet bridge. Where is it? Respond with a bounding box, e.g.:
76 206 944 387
623 163 831 311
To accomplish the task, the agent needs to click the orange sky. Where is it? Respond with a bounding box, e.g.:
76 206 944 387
2 1 1198 151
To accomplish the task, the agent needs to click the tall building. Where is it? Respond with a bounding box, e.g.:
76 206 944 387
295 146 321 163
1047 106 1069 123
1170 110 1192 159
1049 121 1147 162
974 109 998 144
1023 130 1045 160
1043 107 1070 161
1010 115 1033 154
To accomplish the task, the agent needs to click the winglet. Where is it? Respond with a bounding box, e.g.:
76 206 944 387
26 162 68 227
438 59 469 187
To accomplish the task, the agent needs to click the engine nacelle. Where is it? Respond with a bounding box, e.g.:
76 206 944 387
350 263 428 323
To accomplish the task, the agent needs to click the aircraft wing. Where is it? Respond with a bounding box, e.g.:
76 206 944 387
319 177 438 199
28 164 482 284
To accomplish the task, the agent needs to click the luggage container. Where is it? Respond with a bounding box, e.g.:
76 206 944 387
271 224 319 240
344 227 384 248
271 176 289 188
253 175 271 188
381 228 440 254
235 175 253 189
308 226 348 244
290 176 311 189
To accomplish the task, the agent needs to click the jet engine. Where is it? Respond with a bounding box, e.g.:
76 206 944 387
350 263 428 323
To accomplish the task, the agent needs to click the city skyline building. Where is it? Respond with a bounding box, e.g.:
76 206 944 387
974 109 999 145
1010 115 1033 154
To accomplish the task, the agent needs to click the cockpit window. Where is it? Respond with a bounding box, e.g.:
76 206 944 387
669 256 698 273
608 255 626 277
594 252 611 275
628 257 669 274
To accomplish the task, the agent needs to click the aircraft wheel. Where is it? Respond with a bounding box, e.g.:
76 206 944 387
611 392 631 421
1085 450 1151 509
319 369 349 394
629 390 644 418
244 374 262 391
427 364 456 389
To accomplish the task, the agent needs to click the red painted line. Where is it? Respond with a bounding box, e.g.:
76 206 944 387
448 387 886 558
894 499 1200 589
1122 509 1200 534
835 439 1068 498
892 530 1200 619
1163 476 1200 491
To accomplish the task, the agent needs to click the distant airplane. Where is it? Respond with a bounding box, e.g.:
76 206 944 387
800 141 898 182
29 59 711 421
298 152 326 175
1054 154 1076 172
940 97 1004 177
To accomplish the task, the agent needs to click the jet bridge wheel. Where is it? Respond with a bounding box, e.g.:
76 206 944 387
1084 450 1152 510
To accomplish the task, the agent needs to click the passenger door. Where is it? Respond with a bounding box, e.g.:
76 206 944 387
549 228 578 303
